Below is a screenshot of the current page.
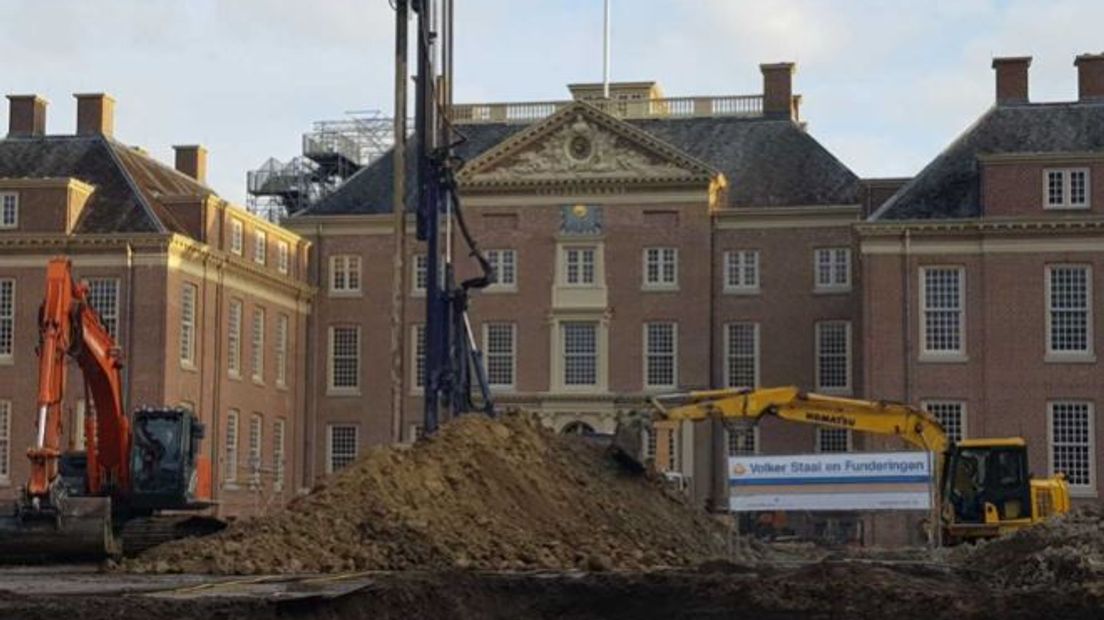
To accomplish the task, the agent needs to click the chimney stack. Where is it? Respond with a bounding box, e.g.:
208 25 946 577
992 56 1031 105
74 93 115 137
1075 53 1104 102
173 145 208 185
6 95 47 137
761 62 797 120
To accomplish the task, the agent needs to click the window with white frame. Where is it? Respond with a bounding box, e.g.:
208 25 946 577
484 322 516 388
564 247 597 285
486 249 517 289
725 323 759 388
253 230 267 265
330 255 361 293
1049 401 1094 489
0 400 9 480
408 424 426 443
180 283 197 366
642 427 657 461
816 428 851 453
248 414 263 485
0 279 11 359
275 313 288 387
920 267 964 356
643 247 678 288
724 250 759 292
923 401 966 443
230 219 243 255
329 326 359 390
1044 168 1090 209
227 299 242 377
413 324 426 389
1047 265 1092 356
327 424 358 473
0 192 17 229
644 322 677 388
273 418 286 490
726 426 757 456
251 307 265 382
562 322 598 386
413 254 428 293
277 241 290 274
814 248 851 290
663 425 680 472
224 409 239 485
816 321 851 393
84 278 119 338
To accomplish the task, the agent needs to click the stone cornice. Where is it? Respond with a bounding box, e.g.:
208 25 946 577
0 177 96 194
856 216 1104 237
977 151 1104 164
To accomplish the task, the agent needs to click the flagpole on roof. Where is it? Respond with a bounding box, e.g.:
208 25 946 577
603 0 611 98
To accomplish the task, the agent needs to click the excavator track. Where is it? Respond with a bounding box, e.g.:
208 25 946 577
120 515 226 556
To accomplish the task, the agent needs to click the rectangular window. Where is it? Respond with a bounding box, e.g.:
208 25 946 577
180 283 197 366
923 401 966 443
273 418 286 490
413 254 428 293
225 410 239 485
486 249 517 288
230 219 243 255
248 414 263 485
725 323 759 388
253 230 267 265
484 322 516 388
227 299 242 377
0 192 17 229
0 279 12 359
643 247 678 288
329 326 360 390
562 321 598 386
275 314 288 387
327 424 358 473
408 424 427 443
1044 168 1091 209
726 426 757 456
251 307 265 382
644 322 677 388
0 400 9 480
413 324 426 389
815 247 851 290
816 428 851 453
565 247 596 285
816 321 851 393
330 255 361 293
724 250 759 292
84 278 119 338
1049 401 1094 489
277 241 290 274
920 267 964 356
1047 265 1092 357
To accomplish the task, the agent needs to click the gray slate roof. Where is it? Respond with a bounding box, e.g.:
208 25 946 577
297 114 861 217
0 134 214 234
872 101 1104 220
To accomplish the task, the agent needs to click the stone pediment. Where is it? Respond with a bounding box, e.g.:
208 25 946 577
457 103 716 190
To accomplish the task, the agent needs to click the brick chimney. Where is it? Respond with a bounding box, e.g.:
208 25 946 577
173 145 208 184
1075 53 1104 102
74 93 115 137
992 56 1031 105
6 95 47 137
761 62 797 120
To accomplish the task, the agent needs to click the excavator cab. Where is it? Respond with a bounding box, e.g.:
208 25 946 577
942 439 1036 539
129 407 208 512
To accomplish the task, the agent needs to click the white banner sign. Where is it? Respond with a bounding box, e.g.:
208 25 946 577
728 452 934 512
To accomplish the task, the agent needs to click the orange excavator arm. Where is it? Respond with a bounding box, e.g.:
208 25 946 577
29 258 130 502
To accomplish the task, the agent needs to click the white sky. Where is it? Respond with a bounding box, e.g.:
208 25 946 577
2 0 1103 204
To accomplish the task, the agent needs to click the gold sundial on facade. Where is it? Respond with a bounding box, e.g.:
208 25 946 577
572 204 589 218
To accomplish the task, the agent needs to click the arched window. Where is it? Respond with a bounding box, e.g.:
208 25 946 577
561 421 596 436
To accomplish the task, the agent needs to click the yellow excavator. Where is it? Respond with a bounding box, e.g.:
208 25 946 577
613 386 1071 544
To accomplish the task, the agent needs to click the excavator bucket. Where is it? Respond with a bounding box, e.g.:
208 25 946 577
0 495 116 562
609 412 652 473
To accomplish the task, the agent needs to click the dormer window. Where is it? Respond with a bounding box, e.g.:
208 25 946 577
0 192 17 229
1045 168 1090 209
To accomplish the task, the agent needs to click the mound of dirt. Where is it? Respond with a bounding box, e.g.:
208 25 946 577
125 413 734 574
955 506 1104 588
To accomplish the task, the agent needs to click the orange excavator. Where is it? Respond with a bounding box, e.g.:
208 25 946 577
0 258 222 560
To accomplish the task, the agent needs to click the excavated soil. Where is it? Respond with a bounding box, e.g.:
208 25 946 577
125 413 735 574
